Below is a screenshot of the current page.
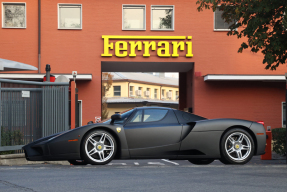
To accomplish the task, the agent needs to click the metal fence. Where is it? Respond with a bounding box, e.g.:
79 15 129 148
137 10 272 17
0 79 69 152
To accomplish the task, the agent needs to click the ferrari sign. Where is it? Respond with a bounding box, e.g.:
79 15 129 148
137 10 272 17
101 35 193 58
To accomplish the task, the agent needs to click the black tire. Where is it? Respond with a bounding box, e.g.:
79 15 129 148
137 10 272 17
218 158 229 165
81 130 117 165
188 159 214 165
220 128 255 165
68 159 88 165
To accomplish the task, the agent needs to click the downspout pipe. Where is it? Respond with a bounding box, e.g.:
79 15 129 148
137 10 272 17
38 0 41 73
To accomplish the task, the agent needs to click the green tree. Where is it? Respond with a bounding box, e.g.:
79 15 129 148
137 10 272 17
196 0 287 70
101 73 113 120
160 9 172 29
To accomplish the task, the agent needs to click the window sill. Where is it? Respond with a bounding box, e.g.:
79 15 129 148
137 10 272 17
2 27 26 29
151 29 174 31
213 29 237 32
58 28 82 30
122 29 146 31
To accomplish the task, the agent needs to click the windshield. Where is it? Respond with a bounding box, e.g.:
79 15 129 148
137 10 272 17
102 108 135 124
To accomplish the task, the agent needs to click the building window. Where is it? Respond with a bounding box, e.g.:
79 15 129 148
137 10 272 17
151 5 174 30
58 4 82 29
176 91 179 100
136 87 142 97
282 102 286 128
167 90 172 99
154 89 158 99
214 7 235 31
113 86 121 96
2 3 26 28
130 86 134 96
162 89 165 99
122 5 145 30
145 88 150 97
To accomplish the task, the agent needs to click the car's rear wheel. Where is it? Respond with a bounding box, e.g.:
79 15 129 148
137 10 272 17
81 130 116 165
68 159 87 165
220 128 254 164
188 159 214 165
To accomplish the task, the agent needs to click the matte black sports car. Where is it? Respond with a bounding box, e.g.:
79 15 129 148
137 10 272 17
23 107 266 165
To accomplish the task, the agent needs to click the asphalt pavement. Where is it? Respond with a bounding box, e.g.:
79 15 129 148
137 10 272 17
0 156 287 192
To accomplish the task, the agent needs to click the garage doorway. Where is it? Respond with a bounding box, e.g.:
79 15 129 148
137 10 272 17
101 61 194 119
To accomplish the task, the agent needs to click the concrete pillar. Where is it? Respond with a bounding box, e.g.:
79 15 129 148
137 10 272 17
179 72 187 110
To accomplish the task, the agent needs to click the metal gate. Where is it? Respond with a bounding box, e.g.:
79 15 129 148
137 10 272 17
0 79 69 151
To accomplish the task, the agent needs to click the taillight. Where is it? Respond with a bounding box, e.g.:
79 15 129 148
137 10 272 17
256 121 264 126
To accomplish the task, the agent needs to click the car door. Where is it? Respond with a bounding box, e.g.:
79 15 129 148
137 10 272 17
124 108 182 158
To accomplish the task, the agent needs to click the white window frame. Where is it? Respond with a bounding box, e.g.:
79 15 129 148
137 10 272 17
282 102 286 128
122 4 146 31
214 6 237 31
154 89 157 99
113 86 121 96
129 86 134 96
2 2 26 28
58 3 82 30
151 5 174 31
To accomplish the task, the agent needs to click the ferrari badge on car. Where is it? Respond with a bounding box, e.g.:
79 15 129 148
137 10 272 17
117 127 121 133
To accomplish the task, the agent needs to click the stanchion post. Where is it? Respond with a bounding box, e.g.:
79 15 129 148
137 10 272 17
45 64 50 82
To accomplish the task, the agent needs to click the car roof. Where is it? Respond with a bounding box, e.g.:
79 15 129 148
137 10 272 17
134 106 174 110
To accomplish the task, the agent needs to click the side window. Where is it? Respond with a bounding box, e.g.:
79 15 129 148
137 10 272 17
2 3 26 28
58 4 82 29
113 86 121 96
151 5 174 30
143 109 168 122
214 7 236 31
113 109 134 124
122 5 146 30
130 110 143 122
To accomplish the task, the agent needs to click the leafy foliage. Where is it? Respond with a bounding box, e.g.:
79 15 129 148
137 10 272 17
196 0 287 70
1 127 23 146
272 128 286 156
160 9 172 29
0 127 23 155
102 73 114 120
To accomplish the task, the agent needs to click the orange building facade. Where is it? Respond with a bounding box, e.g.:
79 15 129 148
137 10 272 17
0 0 286 129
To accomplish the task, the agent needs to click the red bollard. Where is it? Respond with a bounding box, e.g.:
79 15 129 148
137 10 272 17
261 131 272 160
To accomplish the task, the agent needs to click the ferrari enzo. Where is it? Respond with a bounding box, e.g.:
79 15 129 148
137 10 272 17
23 107 266 165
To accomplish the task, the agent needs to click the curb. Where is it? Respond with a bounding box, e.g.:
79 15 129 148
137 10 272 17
0 153 70 166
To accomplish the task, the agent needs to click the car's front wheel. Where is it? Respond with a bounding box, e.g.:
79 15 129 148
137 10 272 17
188 158 214 165
81 130 117 165
220 128 254 164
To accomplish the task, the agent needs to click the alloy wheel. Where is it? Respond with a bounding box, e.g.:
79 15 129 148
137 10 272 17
224 132 252 162
85 132 115 163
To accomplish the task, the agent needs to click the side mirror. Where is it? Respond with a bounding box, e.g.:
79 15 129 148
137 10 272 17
110 112 121 124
